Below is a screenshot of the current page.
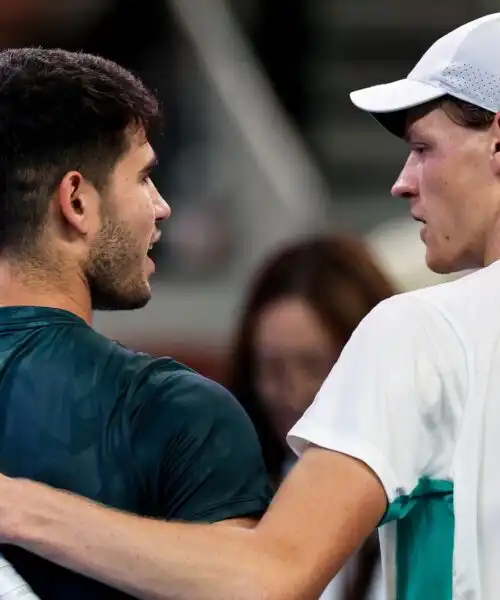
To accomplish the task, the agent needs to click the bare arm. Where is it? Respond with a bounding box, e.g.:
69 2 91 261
1 447 386 600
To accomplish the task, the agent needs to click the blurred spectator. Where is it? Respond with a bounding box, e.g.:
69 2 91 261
227 234 397 600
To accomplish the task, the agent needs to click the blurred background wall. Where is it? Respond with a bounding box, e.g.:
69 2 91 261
0 0 488 379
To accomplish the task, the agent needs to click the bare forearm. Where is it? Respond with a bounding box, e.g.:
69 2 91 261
2 450 385 600
10 480 296 600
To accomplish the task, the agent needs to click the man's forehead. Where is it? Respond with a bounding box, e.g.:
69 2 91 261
124 129 156 164
403 105 448 141
128 126 149 148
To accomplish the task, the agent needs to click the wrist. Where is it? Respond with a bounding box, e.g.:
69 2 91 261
3 478 57 549
0 478 34 545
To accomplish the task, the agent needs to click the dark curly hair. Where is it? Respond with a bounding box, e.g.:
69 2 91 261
0 47 161 259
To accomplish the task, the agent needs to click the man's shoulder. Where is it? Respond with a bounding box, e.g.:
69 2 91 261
57 325 187 378
348 286 466 362
46 325 248 446
358 289 448 333
122 353 272 523
62 329 237 423
127 356 244 433
395 266 500 335
366 267 491 325
36 323 197 399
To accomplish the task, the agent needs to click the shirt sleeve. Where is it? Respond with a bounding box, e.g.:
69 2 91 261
132 368 273 523
287 294 467 505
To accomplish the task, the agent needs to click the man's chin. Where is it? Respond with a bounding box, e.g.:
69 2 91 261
91 287 152 312
425 251 464 276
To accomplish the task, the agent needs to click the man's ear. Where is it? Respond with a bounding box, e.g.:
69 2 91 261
489 113 500 176
56 171 100 235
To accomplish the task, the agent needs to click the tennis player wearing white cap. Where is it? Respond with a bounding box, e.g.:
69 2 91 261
0 12 500 600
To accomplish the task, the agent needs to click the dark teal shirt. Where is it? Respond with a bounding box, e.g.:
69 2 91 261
0 307 272 599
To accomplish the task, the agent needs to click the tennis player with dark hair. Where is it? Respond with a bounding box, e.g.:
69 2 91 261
0 47 272 599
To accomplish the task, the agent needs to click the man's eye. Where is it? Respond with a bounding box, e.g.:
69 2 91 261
410 143 429 154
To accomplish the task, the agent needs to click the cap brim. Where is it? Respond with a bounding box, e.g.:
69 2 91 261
350 78 447 137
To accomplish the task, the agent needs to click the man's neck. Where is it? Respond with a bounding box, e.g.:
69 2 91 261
0 260 93 325
483 216 500 267
485 245 500 267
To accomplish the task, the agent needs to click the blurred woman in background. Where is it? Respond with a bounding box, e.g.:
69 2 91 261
228 234 397 600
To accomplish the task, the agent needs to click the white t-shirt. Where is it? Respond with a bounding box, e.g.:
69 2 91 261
0 555 38 598
288 260 500 600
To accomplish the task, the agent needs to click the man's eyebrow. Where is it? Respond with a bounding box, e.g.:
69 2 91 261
139 155 159 176
403 127 421 144
403 124 416 143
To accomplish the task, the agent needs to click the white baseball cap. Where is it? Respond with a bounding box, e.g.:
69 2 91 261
350 13 500 136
